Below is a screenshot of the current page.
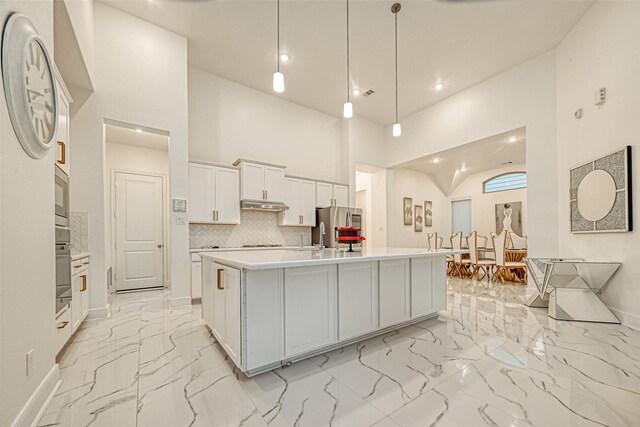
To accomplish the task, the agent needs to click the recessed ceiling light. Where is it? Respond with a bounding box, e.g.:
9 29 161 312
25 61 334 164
432 158 441 163
434 82 445 91
136 128 142 133
352 88 361 96
280 53 290 62
507 136 518 143
460 164 468 172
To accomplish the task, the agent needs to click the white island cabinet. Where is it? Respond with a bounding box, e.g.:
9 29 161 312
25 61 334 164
200 247 463 376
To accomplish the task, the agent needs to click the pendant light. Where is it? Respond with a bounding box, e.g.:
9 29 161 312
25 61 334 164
391 3 401 137
273 0 285 93
343 0 353 118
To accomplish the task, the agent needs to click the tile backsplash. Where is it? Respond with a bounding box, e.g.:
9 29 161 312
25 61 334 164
189 210 312 248
70 211 89 252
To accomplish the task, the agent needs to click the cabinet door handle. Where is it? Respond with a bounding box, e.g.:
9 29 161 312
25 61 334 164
213 210 216 221
57 141 66 165
216 268 224 290
265 190 268 200
81 275 87 292
57 320 69 329
74 265 82 269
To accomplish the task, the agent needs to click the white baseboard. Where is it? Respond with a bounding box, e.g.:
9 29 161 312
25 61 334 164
170 296 192 308
86 304 109 320
11 364 60 427
610 307 640 330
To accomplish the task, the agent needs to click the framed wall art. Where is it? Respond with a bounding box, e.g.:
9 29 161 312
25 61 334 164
414 205 423 232
403 197 413 225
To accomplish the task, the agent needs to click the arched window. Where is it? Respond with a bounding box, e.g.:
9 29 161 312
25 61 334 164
483 172 527 193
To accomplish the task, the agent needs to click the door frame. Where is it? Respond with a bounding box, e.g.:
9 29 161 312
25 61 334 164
110 169 168 292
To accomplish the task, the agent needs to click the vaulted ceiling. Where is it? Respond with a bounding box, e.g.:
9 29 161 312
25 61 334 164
101 0 593 124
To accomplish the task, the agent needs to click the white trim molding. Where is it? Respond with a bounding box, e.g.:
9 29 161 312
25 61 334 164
86 304 110 320
610 307 640 331
170 296 192 308
11 364 60 427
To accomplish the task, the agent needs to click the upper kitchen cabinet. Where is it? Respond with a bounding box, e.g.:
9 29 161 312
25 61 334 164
234 159 285 202
188 162 240 224
54 69 72 175
316 182 349 207
279 177 316 226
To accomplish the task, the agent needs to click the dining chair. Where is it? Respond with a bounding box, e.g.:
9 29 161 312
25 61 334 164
427 232 439 250
508 233 528 250
468 231 494 281
492 230 527 284
450 232 470 277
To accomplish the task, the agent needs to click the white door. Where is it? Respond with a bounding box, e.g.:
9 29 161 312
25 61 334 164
214 167 240 224
264 166 285 202
334 185 349 207
299 180 316 226
55 82 70 175
282 178 301 225
451 199 472 236
115 173 164 291
411 257 434 318
284 265 337 357
379 259 411 327
223 267 242 366
188 163 214 222
338 262 378 340
316 182 333 207
242 163 265 200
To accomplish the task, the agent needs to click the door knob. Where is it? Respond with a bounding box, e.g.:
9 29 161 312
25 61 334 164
157 244 163 248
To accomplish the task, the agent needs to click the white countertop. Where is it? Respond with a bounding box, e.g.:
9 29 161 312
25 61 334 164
190 246 317 253
71 252 91 261
200 247 466 270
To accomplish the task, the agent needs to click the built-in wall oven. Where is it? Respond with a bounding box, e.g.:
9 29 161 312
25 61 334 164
55 165 69 227
56 227 72 316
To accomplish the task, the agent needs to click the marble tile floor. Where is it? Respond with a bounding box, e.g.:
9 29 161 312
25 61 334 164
38 278 640 427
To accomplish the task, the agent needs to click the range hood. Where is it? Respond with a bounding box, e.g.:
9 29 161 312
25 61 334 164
241 200 289 212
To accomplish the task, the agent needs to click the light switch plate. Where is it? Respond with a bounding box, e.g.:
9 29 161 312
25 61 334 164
176 217 186 225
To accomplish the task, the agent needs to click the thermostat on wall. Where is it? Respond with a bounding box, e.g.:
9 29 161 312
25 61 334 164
173 198 187 212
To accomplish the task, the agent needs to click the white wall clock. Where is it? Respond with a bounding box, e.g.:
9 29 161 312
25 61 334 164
2 13 58 159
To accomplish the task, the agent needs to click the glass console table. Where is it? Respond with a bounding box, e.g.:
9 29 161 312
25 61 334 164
525 258 621 324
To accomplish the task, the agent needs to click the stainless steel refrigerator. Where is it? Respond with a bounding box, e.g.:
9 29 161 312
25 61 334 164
312 206 363 249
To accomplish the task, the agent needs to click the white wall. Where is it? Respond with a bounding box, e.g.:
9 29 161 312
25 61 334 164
70 3 190 310
556 1 640 326
384 53 558 257
449 164 528 237
386 168 449 248
188 67 343 183
0 3 58 425
105 142 170 290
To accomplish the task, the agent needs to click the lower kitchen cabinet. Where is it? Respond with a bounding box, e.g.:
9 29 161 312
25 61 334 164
191 254 202 300
54 308 72 354
411 257 434 318
338 262 378 340
379 259 411 328
71 256 90 332
204 262 241 367
284 265 337 357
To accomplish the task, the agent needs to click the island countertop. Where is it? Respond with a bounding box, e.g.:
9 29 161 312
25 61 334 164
200 247 466 270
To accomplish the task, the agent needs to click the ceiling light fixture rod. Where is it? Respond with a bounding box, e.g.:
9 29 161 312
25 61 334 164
277 0 280 72
346 0 350 103
272 0 285 93
392 2 401 137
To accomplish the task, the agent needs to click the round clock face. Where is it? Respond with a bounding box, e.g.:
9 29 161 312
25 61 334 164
24 39 55 144
2 13 58 159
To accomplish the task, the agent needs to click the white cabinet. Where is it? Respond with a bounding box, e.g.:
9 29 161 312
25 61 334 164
338 262 378 340
316 182 349 207
204 261 241 367
411 257 434 318
379 259 411 328
71 256 90 332
54 74 72 175
279 178 316 226
191 254 202 300
188 163 240 224
236 160 286 202
284 265 337 357
334 185 348 206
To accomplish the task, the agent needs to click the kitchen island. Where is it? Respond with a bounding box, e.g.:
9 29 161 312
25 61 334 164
200 247 464 376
